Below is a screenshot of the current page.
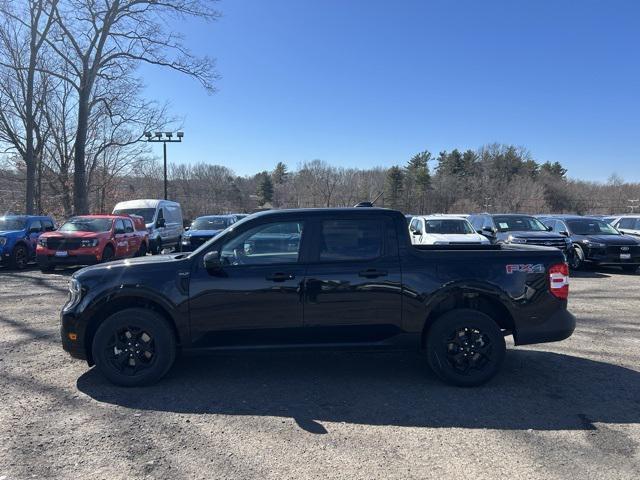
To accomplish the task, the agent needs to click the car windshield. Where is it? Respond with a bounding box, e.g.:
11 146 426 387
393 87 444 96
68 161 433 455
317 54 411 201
191 217 231 230
424 219 474 234
493 216 547 232
567 219 620 236
113 208 155 223
59 217 112 233
0 217 26 230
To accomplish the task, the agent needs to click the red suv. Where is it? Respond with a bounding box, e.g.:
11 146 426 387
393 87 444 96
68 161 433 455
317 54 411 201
37 215 148 271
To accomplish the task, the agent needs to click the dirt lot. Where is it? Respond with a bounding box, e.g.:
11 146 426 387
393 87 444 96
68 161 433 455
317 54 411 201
0 266 639 480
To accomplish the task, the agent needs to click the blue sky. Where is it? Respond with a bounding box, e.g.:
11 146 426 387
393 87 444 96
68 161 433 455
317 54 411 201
140 0 640 182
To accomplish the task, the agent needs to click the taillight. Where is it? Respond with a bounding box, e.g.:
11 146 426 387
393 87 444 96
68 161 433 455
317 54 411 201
549 262 569 299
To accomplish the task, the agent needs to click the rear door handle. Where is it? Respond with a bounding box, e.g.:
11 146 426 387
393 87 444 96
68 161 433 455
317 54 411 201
358 269 388 278
266 272 295 282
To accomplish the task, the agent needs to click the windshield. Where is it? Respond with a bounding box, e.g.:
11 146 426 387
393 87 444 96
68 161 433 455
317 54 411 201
424 219 474 234
567 219 620 236
191 216 231 230
0 217 26 231
493 216 547 232
59 217 113 233
113 208 155 223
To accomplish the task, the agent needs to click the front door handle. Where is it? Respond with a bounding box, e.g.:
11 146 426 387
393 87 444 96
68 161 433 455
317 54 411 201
358 269 388 278
266 272 295 282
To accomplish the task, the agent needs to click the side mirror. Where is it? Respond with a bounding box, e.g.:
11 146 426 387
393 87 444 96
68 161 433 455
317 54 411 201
203 251 222 270
559 230 569 236
184 226 190 231
28 227 40 234
482 226 496 235
412 229 421 235
156 218 166 228
546 225 553 231
476 230 483 235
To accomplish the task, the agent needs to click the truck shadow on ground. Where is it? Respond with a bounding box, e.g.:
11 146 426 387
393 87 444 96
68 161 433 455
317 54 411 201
77 349 640 435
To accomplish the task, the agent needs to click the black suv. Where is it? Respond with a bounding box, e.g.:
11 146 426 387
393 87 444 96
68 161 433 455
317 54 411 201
539 215 640 272
468 213 570 253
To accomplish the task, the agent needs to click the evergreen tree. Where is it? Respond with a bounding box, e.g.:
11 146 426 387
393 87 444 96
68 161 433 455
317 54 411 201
256 171 274 205
272 162 289 184
385 165 404 210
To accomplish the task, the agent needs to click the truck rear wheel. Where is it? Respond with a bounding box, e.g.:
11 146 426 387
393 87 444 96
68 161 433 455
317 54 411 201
92 308 176 387
426 309 505 387
9 244 29 269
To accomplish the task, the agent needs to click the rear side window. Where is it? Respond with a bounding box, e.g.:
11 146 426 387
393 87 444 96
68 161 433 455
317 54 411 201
319 219 383 262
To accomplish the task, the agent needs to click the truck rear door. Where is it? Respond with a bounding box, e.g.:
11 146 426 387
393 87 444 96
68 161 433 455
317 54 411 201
302 215 403 341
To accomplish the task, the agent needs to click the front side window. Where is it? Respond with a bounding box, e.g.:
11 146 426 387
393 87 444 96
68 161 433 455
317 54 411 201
319 219 383 262
59 217 113 233
566 219 620 236
114 219 126 234
43 220 55 231
28 220 42 232
618 218 640 230
124 219 134 233
220 221 304 266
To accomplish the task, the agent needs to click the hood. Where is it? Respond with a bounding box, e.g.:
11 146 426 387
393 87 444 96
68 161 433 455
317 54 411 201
506 230 564 239
424 233 489 244
0 229 23 237
187 229 222 237
73 253 186 279
41 230 107 239
575 234 640 245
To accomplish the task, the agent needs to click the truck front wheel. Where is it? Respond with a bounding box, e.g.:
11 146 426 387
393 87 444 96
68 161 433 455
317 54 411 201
426 309 505 387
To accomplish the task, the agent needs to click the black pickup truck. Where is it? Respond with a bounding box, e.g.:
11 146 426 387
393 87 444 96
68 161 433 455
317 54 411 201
61 207 575 387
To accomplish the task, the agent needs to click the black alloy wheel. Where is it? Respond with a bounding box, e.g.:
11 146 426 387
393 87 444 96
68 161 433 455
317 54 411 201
10 244 29 269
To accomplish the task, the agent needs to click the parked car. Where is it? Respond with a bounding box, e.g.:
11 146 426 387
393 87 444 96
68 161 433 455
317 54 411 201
409 215 490 245
539 215 640 272
112 199 183 254
605 215 640 237
37 215 147 271
60 207 574 388
0 215 55 269
468 213 571 254
181 214 240 251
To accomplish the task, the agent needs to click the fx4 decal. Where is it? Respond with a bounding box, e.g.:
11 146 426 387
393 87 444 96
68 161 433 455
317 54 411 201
506 264 545 274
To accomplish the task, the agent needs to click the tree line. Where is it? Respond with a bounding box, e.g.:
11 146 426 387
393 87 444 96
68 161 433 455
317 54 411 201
2 142 639 221
0 0 218 215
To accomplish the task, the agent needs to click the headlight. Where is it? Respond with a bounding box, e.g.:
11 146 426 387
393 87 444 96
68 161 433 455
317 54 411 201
80 238 99 247
508 235 527 244
38 238 47 247
64 278 84 311
0 237 6 246
584 240 606 248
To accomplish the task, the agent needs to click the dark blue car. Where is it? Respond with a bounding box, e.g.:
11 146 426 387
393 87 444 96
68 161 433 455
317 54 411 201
180 215 241 251
0 215 56 269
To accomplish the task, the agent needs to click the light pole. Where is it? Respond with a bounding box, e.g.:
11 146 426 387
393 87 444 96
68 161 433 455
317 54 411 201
144 131 184 200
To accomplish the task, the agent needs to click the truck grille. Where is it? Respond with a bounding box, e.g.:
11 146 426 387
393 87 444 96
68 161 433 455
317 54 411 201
46 238 83 250
522 238 567 249
189 236 211 248
605 245 640 255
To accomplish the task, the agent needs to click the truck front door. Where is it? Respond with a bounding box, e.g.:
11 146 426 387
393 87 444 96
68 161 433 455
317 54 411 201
302 216 403 341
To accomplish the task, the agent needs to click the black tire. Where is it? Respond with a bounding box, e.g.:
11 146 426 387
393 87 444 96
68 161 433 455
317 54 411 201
152 238 162 255
426 309 506 387
622 265 638 273
101 244 115 263
9 243 29 270
569 245 585 270
137 242 147 257
92 308 176 387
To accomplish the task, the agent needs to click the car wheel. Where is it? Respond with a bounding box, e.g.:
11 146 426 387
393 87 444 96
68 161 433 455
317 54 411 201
426 309 506 387
153 238 162 255
102 244 115 263
9 244 29 270
92 308 176 387
137 242 147 257
569 245 585 270
622 265 638 273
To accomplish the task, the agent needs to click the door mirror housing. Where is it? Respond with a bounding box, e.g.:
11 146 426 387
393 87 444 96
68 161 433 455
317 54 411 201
482 226 497 235
559 230 569 236
546 225 553 231
203 251 222 270
412 229 422 235
184 226 190 231
156 218 166 228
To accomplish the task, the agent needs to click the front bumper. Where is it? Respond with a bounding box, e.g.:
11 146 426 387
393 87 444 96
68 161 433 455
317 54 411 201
514 308 576 346
37 252 100 267
60 308 89 361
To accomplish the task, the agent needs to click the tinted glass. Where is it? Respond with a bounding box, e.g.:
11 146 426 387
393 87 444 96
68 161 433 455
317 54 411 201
618 218 640 230
424 219 474 234
113 208 155 223
493 216 547 232
114 219 125 233
59 217 113 233
43 220 55 231
0 217 26 230
567 219 620 235
192 216 232 230
124 219 134 233
29 220 42 232
319 219 383 262
220 221 304 265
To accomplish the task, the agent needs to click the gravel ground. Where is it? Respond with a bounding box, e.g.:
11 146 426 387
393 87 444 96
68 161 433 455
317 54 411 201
0 266 639 479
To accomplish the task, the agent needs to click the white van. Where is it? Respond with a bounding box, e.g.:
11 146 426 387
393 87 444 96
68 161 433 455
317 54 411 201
113 199 183 254
409 215 490 245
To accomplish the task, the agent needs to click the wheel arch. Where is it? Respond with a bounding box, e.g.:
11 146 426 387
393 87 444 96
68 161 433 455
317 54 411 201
420 288 515 349
83 294 182 365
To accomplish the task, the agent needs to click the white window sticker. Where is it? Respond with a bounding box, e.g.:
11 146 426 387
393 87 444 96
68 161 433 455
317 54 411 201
499 222 509 229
